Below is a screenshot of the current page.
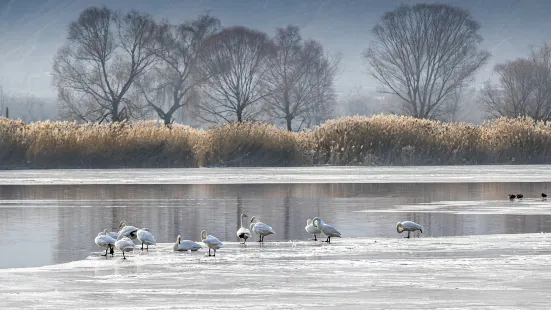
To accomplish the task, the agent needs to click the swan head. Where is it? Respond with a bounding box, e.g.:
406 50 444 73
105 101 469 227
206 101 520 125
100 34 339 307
312 217 322 228
177 235 181 244
241 213 248 218
396 222 404 233
119 221 127 228
250 216 258 223
201 230 207 241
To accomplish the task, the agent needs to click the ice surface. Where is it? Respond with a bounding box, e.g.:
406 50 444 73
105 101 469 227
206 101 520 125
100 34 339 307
1 165 551 185
1 234 551 309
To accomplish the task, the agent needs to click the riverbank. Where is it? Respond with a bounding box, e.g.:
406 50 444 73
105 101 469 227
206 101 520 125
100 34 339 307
2 116 550 169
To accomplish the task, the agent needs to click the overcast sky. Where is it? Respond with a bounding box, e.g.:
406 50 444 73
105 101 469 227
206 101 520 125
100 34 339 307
0 0 549 99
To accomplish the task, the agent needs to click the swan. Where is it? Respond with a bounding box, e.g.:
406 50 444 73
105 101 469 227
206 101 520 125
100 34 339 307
137 228 156 251
201 230 223 257
305 218 322 241
115 236 136 259
236 213 251 244
312 217 341 244
118 221 139 240
250 216 276 242
173 235 202 252
94 229 116 257
396 221 423 238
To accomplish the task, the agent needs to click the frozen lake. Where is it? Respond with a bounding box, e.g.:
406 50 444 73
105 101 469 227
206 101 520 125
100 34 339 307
1 166 551 308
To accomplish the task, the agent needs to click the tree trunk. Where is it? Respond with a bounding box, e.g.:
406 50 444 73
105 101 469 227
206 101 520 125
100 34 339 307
236 109 243 123
163 114 172 126
286 117 293 131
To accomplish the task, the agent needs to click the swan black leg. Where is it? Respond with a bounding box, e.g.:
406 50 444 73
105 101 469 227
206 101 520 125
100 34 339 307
141 243 144 251
122 251 126 260
407 231 411 239
110 246 114 256
208 248 211 256
146 244 149 252
314 234 317 241
327 236 331 244
213 250 216 257
101 248 108 257
258 235 262 242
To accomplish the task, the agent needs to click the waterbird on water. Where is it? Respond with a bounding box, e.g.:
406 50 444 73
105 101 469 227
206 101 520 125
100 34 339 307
237 213 251 244
508 194 516 200
516 194 523 199
305 218 322 241
118 221 139 240
201 230 223 257
94 229 116 257
396 221 423 238
250 216 276 242
173 235 202 252
542 193 547 199
136 228 156 251
312 217 341 243
115 236 136 259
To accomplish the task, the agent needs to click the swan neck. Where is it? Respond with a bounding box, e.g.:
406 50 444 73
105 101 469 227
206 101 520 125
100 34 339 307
240 214 245 228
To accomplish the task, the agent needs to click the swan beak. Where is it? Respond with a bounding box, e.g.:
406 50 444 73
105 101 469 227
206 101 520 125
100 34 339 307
420 229 423 233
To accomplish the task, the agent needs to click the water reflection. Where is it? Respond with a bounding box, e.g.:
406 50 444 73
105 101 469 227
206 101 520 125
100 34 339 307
0 182 551 269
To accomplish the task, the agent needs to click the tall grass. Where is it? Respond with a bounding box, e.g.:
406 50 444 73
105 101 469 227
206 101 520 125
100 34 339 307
2 115 551 169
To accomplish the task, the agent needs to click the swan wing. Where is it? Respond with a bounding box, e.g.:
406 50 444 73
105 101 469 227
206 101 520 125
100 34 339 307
204 235 224 248
119 226 138 238
321 224 341 237
254 222 275 235
95 235 115 247
137 229 156 245
237 227 251 239
306 224 322 234
175 240 203 251
402 221 423 231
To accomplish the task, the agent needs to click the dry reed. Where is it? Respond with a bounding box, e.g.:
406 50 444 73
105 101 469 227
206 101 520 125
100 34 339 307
1 116 551 169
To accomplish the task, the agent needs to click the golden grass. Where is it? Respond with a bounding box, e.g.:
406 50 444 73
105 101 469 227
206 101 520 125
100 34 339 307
2 115 551 168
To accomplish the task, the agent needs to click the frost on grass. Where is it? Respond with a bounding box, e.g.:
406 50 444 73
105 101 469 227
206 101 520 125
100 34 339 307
1 234 551 309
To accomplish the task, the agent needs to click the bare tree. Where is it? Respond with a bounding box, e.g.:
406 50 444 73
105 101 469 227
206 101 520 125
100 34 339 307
481 44 551 121
137 15 220 126
52 6 158 123
196 26 276 123
265 26 339 131
364 3 490 119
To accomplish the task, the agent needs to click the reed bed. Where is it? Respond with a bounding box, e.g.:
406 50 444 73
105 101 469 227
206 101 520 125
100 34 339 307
1 116 551 169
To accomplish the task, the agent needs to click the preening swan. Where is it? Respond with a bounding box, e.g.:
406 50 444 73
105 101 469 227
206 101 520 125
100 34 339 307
312 217 341 244
305 218 322 241
173 235 202 252
237 213 251 244
95 229 116 257
118 221 139 240
396 221 423 238
115 236 136 259
137 228 156 251
250 216 276 242
201 230 223 257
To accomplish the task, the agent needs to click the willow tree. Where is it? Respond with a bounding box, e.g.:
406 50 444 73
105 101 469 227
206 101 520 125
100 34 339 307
136 15 221 126
196 26 276 123
364 3 490 119
53 6 158 123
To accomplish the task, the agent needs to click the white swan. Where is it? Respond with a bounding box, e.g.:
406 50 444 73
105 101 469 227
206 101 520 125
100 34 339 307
173 235 202 252
305 218 322 241
312 217 341 244
115 236 136 259
201 230 223 257
118 221 139 240
396 221 423 238
94 229 116 257
236 213 251 244
250 216 276 242
137 228 156 251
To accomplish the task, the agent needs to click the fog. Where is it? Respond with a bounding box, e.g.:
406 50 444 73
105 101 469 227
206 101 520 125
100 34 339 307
0 0 548 123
